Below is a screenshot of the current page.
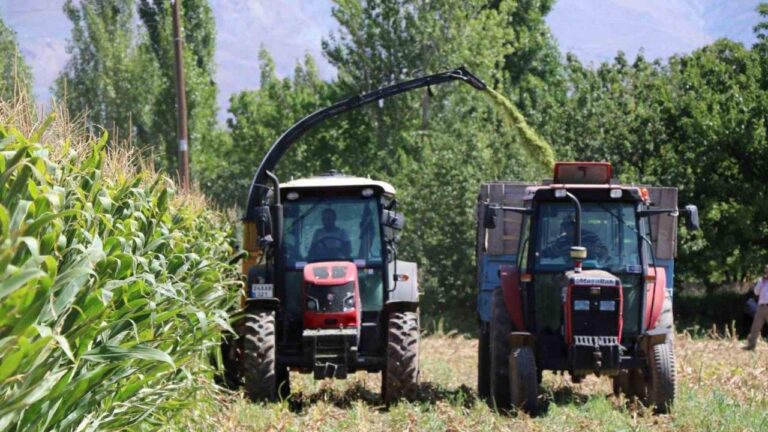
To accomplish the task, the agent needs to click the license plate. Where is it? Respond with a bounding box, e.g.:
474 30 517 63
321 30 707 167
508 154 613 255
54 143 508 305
250 283 274 298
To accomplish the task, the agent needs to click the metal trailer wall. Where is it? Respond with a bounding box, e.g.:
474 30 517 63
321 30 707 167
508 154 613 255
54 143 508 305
475 182 530 322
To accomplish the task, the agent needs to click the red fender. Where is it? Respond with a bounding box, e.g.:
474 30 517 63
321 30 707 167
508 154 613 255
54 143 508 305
500 265 526 332
644 266 667 331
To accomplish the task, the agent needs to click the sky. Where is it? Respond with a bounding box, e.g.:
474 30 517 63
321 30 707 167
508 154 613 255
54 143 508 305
0 0 762 116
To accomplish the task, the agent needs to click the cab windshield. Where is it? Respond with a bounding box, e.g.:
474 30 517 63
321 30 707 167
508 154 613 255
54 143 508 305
534 202 641 273
283 196 383 266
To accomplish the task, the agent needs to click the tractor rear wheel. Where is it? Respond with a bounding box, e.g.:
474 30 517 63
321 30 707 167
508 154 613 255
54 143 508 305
646 342 676 413
490 288 512 410
243 310 289 402
509 346 539 414
478 323 491 400
382 311 420 404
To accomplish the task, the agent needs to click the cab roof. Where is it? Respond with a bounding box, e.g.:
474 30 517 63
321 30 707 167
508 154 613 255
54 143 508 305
282 171 396 196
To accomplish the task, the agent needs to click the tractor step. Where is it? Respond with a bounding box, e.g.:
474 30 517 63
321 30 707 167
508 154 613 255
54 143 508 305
314 362 348 379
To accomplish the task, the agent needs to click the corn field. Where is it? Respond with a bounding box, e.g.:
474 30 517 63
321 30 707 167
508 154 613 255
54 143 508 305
0 110 239 430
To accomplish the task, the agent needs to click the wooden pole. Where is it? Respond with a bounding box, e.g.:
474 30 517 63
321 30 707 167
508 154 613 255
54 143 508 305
172 0 190 191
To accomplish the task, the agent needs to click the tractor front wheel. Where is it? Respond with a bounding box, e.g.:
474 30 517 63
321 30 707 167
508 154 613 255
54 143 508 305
646 342 676 413
509 346 539 414
243 309 289 402
382 311 420 404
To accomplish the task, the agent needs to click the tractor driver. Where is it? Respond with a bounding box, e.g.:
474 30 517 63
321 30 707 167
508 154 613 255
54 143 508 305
541 217 609 263
308 208 352 260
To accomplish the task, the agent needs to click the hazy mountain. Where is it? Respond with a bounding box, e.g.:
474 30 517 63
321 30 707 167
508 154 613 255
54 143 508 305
547 0 759 65
0 0 761 115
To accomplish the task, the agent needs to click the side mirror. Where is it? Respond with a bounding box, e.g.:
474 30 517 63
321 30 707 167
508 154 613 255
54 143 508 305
254 205 272 237
382 209 405 230
483 203 498 229
684 204 700 231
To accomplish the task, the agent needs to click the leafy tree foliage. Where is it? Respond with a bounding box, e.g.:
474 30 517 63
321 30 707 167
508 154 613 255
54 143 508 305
0 17 33 101
55 0 159 146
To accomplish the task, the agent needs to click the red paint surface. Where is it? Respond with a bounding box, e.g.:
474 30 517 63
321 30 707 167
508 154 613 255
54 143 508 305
500 265 526 332
644 266 667 331
302 261 360 329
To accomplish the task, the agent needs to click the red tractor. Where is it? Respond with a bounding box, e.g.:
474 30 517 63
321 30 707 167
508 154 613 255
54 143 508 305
476 162 699 414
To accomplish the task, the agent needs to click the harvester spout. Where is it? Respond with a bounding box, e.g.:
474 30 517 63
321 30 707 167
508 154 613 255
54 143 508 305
244 67 488 220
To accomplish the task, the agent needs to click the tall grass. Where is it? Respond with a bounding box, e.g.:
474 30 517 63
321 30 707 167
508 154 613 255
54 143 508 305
0 98 239 430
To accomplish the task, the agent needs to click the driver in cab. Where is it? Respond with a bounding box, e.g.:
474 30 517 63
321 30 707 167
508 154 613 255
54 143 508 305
308 208 351 260
541 217 608 263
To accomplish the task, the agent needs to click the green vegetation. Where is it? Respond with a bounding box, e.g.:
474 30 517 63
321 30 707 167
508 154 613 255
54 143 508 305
482 87 555 172
0 101 237 430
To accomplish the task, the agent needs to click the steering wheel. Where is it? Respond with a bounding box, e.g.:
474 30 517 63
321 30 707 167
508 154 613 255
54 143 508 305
541 237 569 259
310 236 348 259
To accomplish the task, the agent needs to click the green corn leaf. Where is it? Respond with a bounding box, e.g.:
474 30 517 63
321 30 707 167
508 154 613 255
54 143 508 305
0 266 45 300
82 344 175 368
8 199 31 237
0 204 9 238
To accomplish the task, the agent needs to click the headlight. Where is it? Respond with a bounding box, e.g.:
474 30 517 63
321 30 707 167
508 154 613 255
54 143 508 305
573 300 590 311
343 295 355 311
307 298 318 311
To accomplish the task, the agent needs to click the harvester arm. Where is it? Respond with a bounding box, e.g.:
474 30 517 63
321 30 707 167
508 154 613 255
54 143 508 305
244 67 487 220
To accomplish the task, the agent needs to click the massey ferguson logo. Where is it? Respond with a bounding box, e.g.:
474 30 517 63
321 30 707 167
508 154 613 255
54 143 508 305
572 276 617 286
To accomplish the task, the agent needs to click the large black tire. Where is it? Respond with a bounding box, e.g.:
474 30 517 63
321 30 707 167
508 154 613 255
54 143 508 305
382 311 420 404
509 346 539 414
646 342 676 413
478 323 491 400
490 288 512 410
243 310 289 402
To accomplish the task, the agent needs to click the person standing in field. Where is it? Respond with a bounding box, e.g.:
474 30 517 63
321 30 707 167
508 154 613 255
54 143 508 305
745 264 768 350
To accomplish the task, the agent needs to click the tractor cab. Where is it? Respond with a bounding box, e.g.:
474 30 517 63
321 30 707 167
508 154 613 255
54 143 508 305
274 173 409 378
476 162 699 414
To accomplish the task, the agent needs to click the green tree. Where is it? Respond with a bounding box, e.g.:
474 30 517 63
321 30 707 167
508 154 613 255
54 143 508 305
54 0 159 146
201 49 337 209
138 0 219 174
0 17 33 101
651 40 767 287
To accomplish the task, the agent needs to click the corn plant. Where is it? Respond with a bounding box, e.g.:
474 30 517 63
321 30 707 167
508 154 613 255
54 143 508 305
0 118 239 431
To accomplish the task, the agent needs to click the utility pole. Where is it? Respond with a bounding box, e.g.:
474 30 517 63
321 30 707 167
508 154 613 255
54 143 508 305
172 0 190 191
